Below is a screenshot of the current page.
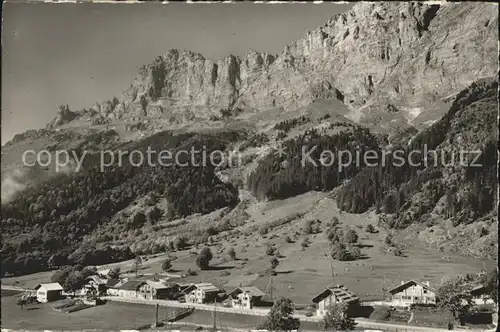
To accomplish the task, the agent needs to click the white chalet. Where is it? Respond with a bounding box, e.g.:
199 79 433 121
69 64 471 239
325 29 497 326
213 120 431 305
228 286 265 309
388 280 437 307
184 283 220 304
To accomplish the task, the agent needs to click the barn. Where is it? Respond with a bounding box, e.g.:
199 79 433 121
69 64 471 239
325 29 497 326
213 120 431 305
34 283 64 303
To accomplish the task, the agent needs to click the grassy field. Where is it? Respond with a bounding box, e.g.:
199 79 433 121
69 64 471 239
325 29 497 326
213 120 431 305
2 193 495 308
1 293 175 331
1 291 324 331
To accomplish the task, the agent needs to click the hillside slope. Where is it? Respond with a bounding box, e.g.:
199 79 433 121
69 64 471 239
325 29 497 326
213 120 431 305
1 2 497 277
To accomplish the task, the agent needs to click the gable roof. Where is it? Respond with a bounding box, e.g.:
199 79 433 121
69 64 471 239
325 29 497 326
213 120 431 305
35 283 63 291
469 283 488 296
312 285 359 304
184 283 219 293
388 280 436 295
85 275 107 285
106 278 121 287
115 280 146 291
98 268 112 276
145 280 171 289
229 286 265 298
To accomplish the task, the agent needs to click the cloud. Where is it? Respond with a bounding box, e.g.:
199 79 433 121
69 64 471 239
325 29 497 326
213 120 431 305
1 168 27 204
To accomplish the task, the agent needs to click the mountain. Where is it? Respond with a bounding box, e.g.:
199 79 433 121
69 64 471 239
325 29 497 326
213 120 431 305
1 2 497 277
43 2 497 134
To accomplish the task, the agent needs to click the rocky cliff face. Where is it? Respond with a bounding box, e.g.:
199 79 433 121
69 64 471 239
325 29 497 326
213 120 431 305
111 49 276 122
54 2 498 130
236 2 497 123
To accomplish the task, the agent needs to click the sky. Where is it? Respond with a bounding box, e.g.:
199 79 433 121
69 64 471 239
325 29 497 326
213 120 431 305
2 1 353 144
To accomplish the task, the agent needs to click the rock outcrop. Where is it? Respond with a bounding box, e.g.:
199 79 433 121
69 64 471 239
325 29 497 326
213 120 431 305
46 105 79 129
49 2 498 130
236 2 497 124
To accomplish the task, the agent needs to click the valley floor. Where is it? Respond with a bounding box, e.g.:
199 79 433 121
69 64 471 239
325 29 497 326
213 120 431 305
1 290 494 332
4 194 494 303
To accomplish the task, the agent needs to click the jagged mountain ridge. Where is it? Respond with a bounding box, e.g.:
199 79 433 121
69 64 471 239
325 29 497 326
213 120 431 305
54 2 498 132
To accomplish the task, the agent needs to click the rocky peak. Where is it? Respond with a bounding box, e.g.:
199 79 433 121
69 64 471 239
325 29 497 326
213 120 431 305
46 105 79 129
48 2 497 131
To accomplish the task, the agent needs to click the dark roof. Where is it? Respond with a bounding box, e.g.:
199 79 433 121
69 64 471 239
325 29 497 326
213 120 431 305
388 280 436 295
470 284 488 295
115 280 146 291
312 285 359 304
260 294 274 303
183 283 219 294
228 286 265 298
106 278 120 287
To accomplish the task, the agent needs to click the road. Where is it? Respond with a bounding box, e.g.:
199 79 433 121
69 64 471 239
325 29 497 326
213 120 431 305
102 296 490 332
2 286 491 332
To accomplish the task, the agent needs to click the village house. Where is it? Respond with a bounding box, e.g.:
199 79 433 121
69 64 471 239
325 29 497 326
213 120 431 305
469 284 495 306
83 275 120 296
228 286 265 309
137 281 181 300
97 268 112 277
107 279 144 298
34 283 64 303
388 280 437 307
312 285 359 317
184 283 220 304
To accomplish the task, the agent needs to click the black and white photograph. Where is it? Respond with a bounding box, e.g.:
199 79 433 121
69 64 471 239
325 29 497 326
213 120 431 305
1 1 498 331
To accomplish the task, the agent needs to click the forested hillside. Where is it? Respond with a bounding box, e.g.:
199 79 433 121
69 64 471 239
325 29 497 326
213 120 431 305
247 127 380 200
1 131 241 276
337 78 498 228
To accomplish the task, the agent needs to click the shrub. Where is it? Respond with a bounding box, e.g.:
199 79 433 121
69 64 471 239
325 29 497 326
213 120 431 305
393 248 403 256
384 235 393 246
161 259 172 272
265 245 275 256
260 297 299 331
348 246 362 260
174 236 187 251
206 226 218 236
326 230 339 242
285 236 293 243
198 233 210 244
365 224 376 233
322 302 357 330
128 211 147 230
343 229 359 243
270 257 279 269
196 247 213 270
228 248 236 261
147 207 163 223
259 226 269 236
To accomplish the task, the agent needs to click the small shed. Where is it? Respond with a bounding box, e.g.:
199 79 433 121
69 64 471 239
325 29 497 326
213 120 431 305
34 283 64 303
